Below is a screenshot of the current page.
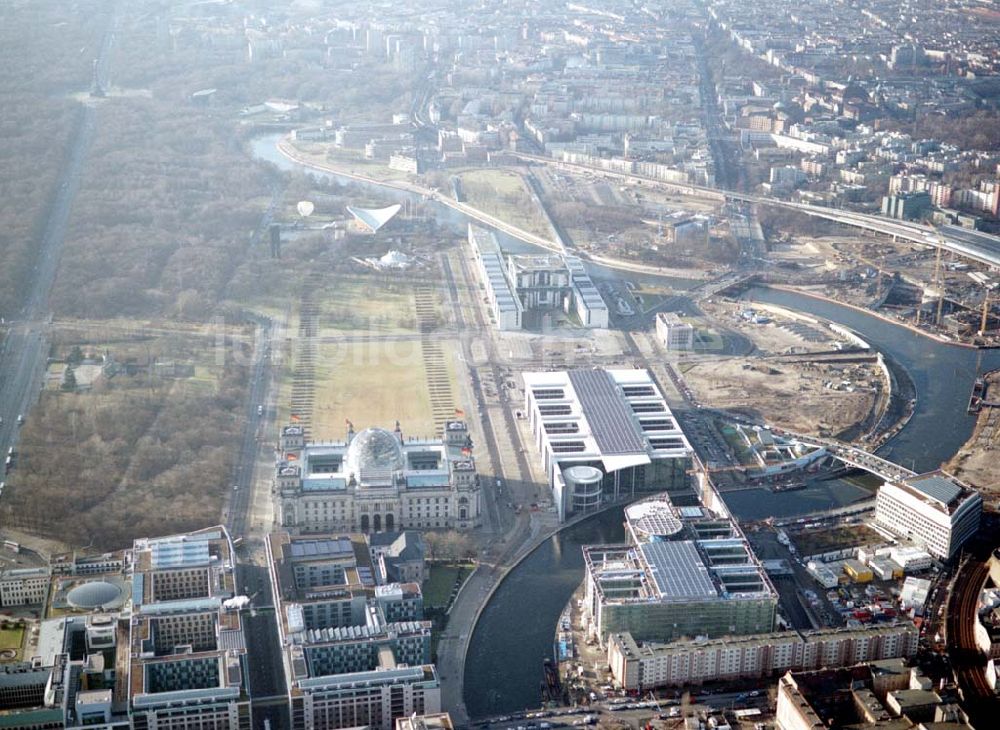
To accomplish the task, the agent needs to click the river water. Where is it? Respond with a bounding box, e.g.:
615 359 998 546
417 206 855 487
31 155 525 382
246 134 997 715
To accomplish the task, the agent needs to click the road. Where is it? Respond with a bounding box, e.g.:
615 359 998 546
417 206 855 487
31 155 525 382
0 6 117 491
436 247 537 724
226 315 274 537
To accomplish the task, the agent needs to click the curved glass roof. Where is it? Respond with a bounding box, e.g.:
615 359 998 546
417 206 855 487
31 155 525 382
345 427 405 478
67 580 122 609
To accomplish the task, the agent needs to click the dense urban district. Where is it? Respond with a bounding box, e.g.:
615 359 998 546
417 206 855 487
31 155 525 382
2 1 1000 730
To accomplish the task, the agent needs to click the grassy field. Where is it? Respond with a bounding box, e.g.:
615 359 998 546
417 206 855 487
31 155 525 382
0 626 24 658
457 169 551 239
288 143 410 183
423 562 475 610
316 275 422 335
310 338 460 439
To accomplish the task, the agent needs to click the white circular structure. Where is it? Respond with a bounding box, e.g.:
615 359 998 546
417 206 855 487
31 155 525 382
345 427 405 477
625 498 684 540
67 580 122 609
563 465 603 512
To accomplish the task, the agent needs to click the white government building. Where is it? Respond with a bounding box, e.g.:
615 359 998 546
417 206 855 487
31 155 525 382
522 368 693 521
275 421 481 533
655 311 695 351
874 471 982 560
468 225 609 330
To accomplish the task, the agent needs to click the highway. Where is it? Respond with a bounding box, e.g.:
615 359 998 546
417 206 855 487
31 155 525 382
0 7 117 488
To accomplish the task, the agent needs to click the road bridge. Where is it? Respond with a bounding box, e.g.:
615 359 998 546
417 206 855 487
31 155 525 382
764 424 916 483
698 407 916 483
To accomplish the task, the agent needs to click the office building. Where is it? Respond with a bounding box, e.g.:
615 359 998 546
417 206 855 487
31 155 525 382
655 312 695 351
584 494 777 644
368 532 426 585
880 191 932 220
776 662 970 730
522 368 692 521
275 420 481 534
468 225 522 330
266 532 440 730
506 254 571 308
467 225 608 330
127 526 252 730
874 471 982 559
0 567 51 607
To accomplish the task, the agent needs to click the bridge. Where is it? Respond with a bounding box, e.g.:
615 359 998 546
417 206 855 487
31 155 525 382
695 403 916 483
765 425 916 483
822 442 916 482
691 272 759 301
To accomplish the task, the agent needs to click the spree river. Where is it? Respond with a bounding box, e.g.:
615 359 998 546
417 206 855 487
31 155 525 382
247 134 997 715
463 288 1000 716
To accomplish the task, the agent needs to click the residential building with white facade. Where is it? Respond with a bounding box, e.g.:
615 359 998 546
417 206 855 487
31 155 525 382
609 623 920 691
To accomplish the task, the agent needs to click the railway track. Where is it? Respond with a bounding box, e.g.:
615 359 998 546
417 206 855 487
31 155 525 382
946 559 997 721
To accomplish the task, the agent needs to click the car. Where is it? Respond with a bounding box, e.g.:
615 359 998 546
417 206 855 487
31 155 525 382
257 405 264 416
749 690 760 697
16 414 23 425
233 485 240 491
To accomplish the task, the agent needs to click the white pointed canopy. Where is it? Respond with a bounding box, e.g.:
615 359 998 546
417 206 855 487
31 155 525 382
346 203 402 233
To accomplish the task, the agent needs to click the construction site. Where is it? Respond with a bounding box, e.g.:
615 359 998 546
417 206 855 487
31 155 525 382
947 367 1000 494
765 230 1000 345
677 300 889 440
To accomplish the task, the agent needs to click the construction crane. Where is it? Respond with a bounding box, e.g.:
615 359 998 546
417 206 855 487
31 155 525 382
980 295 993 336
934 245 946 326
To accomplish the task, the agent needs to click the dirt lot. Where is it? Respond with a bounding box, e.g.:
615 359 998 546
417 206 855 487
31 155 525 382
682 357 877 437
791 524 885 556
945 371 1000 492
701 299 848 355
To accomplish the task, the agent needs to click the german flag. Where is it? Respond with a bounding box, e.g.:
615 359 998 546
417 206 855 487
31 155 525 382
454 407 465 417
286 452 299 461
290 413 301 422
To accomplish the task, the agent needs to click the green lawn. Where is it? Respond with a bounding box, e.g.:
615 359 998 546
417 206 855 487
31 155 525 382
423 562 474 610
0 626 24 658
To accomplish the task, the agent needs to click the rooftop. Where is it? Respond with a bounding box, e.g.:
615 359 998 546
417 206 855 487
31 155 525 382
640 541 717 601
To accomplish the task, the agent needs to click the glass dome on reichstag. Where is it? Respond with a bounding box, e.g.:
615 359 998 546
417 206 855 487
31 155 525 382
345 427 405 477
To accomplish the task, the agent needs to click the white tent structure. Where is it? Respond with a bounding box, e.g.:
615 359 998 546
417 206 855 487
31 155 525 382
346 203 402 233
